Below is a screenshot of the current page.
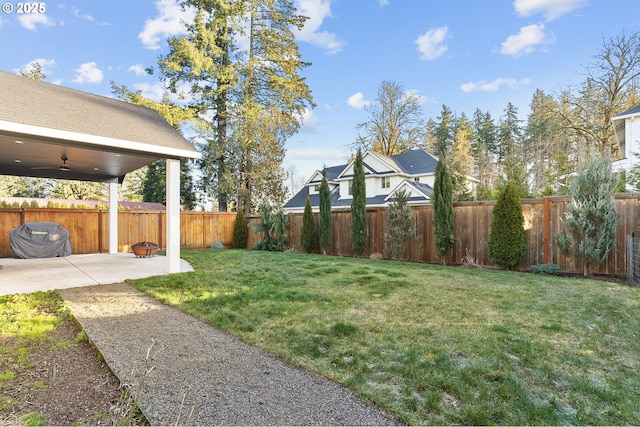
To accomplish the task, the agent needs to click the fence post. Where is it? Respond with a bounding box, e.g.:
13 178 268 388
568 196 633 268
543 197 550 264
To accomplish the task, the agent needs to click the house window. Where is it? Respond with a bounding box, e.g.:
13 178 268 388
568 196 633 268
314 185 321 192
348 180 353 195
381 177 391 189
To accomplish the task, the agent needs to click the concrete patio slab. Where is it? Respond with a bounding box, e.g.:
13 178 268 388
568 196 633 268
0 253 194 296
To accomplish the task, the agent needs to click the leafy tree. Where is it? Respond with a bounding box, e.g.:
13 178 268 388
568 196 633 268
488 181 527 270
386 189 414 259
300 197 316 253
559 31 640 157
232 208 248 249
319 169 332 255
251 202 289 251
556 154 619 276
351 149 367 256
432 157 454 264
355 80 425 155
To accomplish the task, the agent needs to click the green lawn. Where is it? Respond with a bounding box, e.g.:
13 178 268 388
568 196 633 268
130 249 640 425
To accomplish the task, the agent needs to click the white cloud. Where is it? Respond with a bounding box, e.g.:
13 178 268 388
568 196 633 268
138 0 196 50
299 108 319 133
128 64 147 76
14 58 56 76
403 89 428 105
415 26 448 60
71 7 94 22
379 0 390 6
295 0 344 54
514 0 588 21
460 77 531 92
500 24 554 57
18 14 55 31
347 92 371 109
73 62 104 84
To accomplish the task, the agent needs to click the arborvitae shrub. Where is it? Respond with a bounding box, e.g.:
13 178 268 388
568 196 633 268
386 189 414 259
432 157 455 263
319 170 332 255
351 149 367 256
232 208 248 249
300 197 316 253
488 181 526 270
21 201 30 208
30 201 39 208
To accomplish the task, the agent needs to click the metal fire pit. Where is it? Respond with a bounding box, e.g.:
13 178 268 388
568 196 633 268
131 241 160 257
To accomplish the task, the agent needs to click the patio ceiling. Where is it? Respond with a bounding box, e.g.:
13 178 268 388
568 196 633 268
0 134 161 183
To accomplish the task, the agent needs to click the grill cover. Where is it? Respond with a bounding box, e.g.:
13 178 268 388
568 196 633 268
10 222 72 259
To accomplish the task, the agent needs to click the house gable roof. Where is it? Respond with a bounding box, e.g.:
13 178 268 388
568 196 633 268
384 180 434 203
306 164 345 184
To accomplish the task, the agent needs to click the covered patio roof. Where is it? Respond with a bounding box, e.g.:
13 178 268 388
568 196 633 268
0 70 201 274
0 70 199 182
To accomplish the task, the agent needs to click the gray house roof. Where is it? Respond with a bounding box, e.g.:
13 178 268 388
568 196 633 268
0 70 199 183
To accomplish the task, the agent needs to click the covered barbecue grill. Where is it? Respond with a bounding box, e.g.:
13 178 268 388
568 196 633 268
10 222 72 259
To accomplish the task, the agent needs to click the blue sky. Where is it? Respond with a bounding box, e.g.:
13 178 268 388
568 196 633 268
0 0 638 185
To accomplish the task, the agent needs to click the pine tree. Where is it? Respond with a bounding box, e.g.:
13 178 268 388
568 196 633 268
432 157 455 264
300 197 316 253
556 154 618 276
232 208 248 249
488 181 527 270
351 149 367 256
319 169 332 255
386 189 414 259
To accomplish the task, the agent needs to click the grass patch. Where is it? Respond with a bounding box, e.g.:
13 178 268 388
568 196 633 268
130 249 640 425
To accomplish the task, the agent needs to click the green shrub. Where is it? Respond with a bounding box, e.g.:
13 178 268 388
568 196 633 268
488 181 526 270
30 201 39 208
556 154 618 276
252 203 289 252
300 197 316 253
432 157 455 263
232 209 248 249
530 263 561 275
386 189 414 259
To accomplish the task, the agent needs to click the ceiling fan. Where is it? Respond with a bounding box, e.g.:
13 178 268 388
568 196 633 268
31 155 71 172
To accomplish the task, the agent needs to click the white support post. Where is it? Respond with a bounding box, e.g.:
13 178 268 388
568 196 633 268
108 182 118 254
166 158 181 273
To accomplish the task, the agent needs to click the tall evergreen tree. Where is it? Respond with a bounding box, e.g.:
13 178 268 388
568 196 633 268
488 181 527 270
472 109 498 199
319 168 332 255
235 0 315 214
432 157 455 264
351 149 367 256
434 104 456 157
300 196 316 253
157 0 240 212
556 154 619 276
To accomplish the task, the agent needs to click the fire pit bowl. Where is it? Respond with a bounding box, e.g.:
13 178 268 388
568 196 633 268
131 241 160 257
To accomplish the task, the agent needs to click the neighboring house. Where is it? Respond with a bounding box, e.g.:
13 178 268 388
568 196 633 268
283 149 478 213
612 105 640 188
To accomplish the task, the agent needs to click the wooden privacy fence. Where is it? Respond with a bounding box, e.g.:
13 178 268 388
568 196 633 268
287 194 640 277
1 193 639 276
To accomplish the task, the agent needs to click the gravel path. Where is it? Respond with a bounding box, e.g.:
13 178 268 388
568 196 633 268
60 283 401 426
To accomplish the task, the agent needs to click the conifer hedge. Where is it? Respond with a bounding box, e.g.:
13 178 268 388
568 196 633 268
300 196 316 253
